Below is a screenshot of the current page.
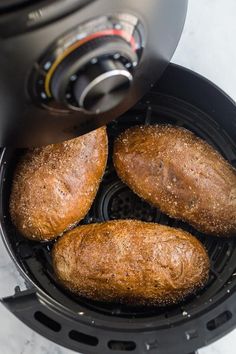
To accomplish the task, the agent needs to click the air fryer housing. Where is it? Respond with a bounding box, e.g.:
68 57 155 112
1 64 236 354
0 0 188 147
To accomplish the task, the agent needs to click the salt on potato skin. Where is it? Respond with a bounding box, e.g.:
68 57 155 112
52 220 210 306
113 125 236 237
10 127 108 241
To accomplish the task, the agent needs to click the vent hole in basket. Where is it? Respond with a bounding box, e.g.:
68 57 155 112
207 311 232 331
108 340 136 351
34 311 61 332
97 181 160 222
69 330 98 346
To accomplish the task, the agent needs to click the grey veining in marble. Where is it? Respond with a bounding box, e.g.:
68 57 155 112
0 0 236 353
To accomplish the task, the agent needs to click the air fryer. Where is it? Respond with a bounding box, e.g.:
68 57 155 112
0 1 236 354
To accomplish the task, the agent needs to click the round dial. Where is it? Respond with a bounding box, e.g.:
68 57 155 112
30 15 142 115
49 35 137 113
72 59 133 113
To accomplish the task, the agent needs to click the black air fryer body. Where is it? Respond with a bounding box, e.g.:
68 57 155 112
1 2 236 354
1 64 236 354
0 0 187 147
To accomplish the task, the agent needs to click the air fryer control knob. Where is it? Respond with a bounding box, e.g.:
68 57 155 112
73 59 132 113
50 35 137 113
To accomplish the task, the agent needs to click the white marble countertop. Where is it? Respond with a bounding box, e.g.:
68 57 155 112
0 0 236 353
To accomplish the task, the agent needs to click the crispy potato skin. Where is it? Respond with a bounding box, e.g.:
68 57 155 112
113 125 236 237
52 220 209 306
10 127 108 241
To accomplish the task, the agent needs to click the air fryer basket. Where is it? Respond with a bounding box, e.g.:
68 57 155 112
0 64 236 354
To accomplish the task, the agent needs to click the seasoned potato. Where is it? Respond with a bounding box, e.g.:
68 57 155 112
52 220 209 306
113 125 236 236
10 127 108 241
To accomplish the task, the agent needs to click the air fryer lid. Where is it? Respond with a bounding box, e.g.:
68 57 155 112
0 0 188 147
1 64 236 354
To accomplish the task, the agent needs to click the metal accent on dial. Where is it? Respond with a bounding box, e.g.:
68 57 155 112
74 60 133 113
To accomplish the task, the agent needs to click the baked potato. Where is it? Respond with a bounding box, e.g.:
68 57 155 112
52 220 209 306
10 127 108 241
113 125 236 236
